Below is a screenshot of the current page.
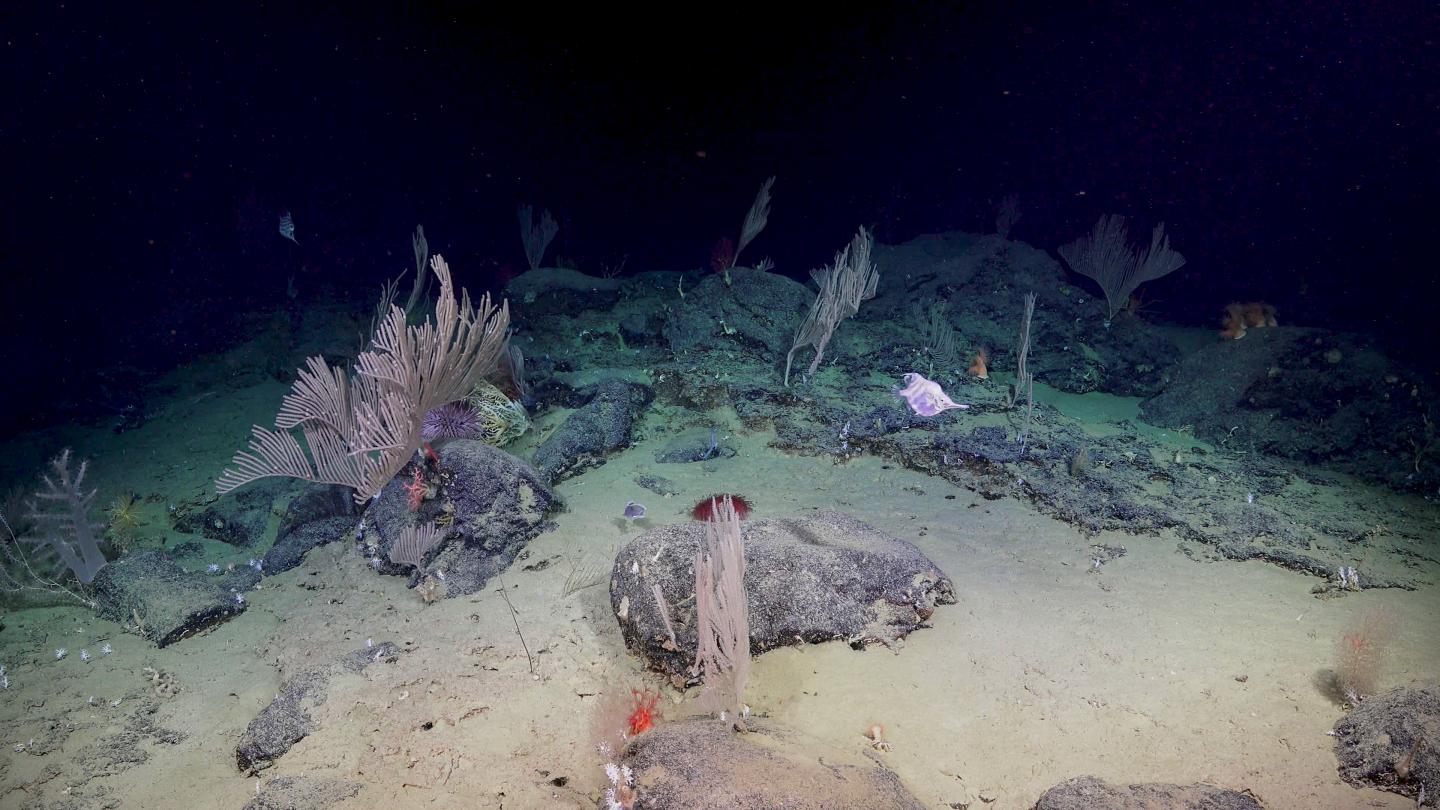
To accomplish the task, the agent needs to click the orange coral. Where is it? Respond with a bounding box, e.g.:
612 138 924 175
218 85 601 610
626 687 662 736
1220 301 1278 340
967 348 989 379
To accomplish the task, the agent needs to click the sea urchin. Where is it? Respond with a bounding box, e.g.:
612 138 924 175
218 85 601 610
690 494 751 521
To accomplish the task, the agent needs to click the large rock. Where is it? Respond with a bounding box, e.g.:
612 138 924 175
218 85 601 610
610 511 954 682
1332 683 1439 806
1032 776 1266 809
654 426 736 463
1140 327 1438 491
177 478 293 547
661 268 812 359
365 441 554 597
531 379 651 483
236 642 399 773
263 484 359 574
619 717 927 810
506 267 622 319
91 550 246 647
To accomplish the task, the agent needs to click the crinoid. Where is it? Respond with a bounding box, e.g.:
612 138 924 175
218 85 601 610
107 492 144 537
466 381 531 446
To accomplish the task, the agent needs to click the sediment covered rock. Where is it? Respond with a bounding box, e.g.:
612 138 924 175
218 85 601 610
620 717 927 810
610 511 954 682
91 550 246 647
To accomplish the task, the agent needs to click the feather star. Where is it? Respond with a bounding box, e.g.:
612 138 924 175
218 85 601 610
895 373 969 417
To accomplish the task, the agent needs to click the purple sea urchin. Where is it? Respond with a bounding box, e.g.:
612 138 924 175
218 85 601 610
421 402 482 441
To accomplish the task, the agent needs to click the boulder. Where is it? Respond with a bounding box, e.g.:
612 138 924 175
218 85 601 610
365 441 554 597
91 550 246 647
236 642 399 773
532 379 651 483
263 484 359 574
654 426 736 464
177 478 293 546
1032 776 1265 809
661 268 812 360
1332 683 1439 806
610 511 954 682
619 717 927 810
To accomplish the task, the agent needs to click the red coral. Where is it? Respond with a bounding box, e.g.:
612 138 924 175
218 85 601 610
627 687 662 736
710 237 735 273
403 467 428 511
691 494 751 521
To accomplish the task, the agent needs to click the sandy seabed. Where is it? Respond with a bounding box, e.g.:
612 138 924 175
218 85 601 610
1 390 1437 810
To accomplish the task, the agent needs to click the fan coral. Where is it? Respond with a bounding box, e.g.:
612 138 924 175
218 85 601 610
421 401 483 441
691 494 751 521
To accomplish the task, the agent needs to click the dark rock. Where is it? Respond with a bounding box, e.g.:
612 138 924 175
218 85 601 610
168 540 204 558
1032 776 1266 809
264 484 359 574
1333 684 1439 806
634 474 679 497
242 776 362 810
610 511 954 682
618 311 659 345
655 426 735 463
1141 327 1439 491
177 478 294 546
91 550 245 647
506 267 622 318
532 379 652 483
236 641 398 773
662 268 812 360
365 441 553 598
619 717 927 810
864 234 1182 398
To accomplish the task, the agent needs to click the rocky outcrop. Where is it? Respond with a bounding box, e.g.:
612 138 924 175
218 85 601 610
1140 327 1438 492
661 268 812 360
176 478 294 547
